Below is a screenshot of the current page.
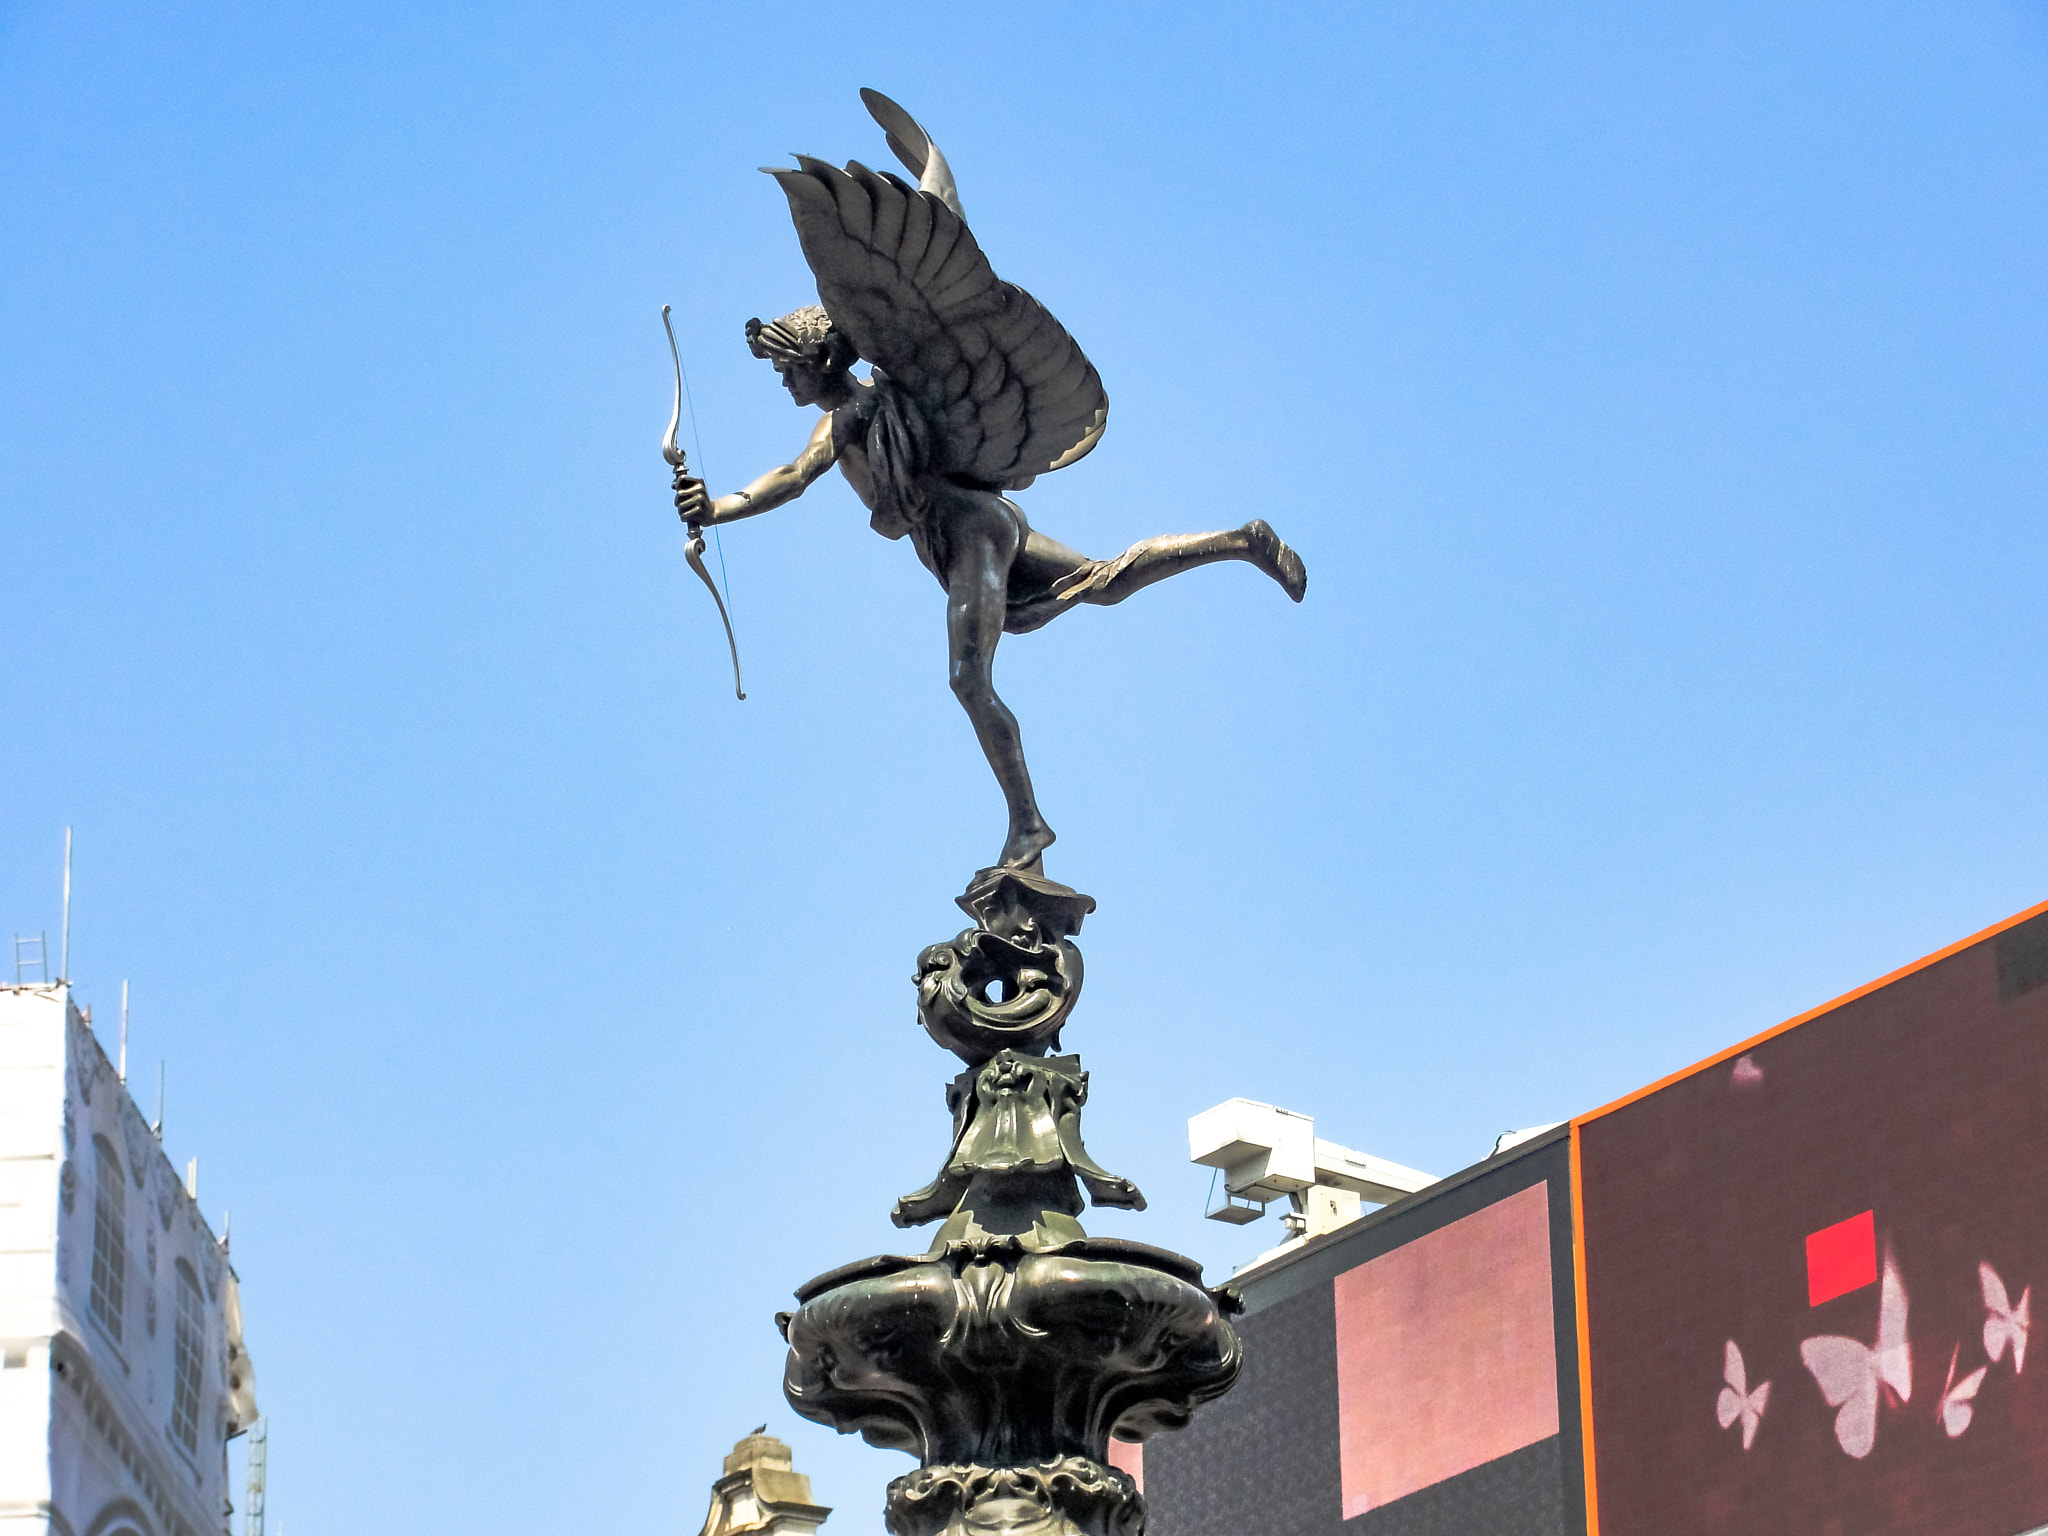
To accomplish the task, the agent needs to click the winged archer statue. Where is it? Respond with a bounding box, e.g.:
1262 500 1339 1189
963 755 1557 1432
674 90 1306 873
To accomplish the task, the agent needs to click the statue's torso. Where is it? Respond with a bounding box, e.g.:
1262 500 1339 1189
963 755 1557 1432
835 432 879 513
827 383 883 514
826 380 1023 582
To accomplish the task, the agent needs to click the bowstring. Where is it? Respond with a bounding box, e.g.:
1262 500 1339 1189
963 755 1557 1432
676 340 737 628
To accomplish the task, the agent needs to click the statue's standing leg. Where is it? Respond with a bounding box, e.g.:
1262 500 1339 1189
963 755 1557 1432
940 490 1055 870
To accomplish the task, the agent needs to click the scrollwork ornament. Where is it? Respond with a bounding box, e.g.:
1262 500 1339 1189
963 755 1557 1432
885 1458 1142 1536
916 930 1083 1064
915 867 1099 1064
783 1246 1239 1474
894 1052 1143 1229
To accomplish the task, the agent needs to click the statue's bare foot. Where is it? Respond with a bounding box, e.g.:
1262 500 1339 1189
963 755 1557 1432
1243 520 1307 603
1000 816 1057 871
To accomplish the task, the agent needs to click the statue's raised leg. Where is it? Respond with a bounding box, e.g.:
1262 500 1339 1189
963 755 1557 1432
1007 522 1307 635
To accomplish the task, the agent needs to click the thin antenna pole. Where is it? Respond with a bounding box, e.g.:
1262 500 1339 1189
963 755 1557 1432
119 982 128 1082
59 828 71 983
155 1061 164 1138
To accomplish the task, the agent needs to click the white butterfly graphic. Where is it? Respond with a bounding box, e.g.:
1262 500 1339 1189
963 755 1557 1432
1936 1345 1987 1438
1981 1261 2030 1374
1800 1256 1911 1460
1716 1339 1770 1449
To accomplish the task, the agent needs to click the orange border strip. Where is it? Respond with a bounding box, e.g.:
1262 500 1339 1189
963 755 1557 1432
1569 1119 1599 1536
1565 892 2048 1536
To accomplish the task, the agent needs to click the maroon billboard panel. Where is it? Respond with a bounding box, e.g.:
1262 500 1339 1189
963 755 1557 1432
1577 903 2048 1536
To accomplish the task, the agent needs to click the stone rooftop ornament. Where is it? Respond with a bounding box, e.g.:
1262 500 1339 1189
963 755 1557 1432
660 89 1296 1536
668 88 1306 876
697 1427 833 1536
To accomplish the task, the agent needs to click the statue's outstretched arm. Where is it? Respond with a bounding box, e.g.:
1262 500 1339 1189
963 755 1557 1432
674 411 840 527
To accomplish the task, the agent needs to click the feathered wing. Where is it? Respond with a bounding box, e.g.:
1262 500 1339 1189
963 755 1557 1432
859 88 964 222
764 155 1109 490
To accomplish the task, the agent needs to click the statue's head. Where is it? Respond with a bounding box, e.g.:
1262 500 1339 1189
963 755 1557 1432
746 306 858 408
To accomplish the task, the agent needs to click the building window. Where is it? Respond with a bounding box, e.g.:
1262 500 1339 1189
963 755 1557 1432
171 1261 203 1453
89 1137 125 1341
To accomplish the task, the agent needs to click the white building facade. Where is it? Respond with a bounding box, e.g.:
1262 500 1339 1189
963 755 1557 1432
0 984 254 1536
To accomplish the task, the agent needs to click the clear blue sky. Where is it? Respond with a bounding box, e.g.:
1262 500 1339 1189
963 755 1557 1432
4 3 2044 1530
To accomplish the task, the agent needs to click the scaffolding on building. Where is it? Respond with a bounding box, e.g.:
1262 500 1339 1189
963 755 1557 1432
243 1419 266 1536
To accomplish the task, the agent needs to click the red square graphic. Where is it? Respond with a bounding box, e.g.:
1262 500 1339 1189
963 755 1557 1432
1805 1209 1876 1306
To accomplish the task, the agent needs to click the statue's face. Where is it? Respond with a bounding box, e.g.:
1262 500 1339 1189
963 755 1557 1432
776 360 832 408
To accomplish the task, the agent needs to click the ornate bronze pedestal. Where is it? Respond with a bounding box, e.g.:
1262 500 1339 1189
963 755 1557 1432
657 86 1291 1536
778 869 1242 1535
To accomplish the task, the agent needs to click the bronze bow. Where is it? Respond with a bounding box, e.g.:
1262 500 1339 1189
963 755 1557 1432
663 304 745 701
